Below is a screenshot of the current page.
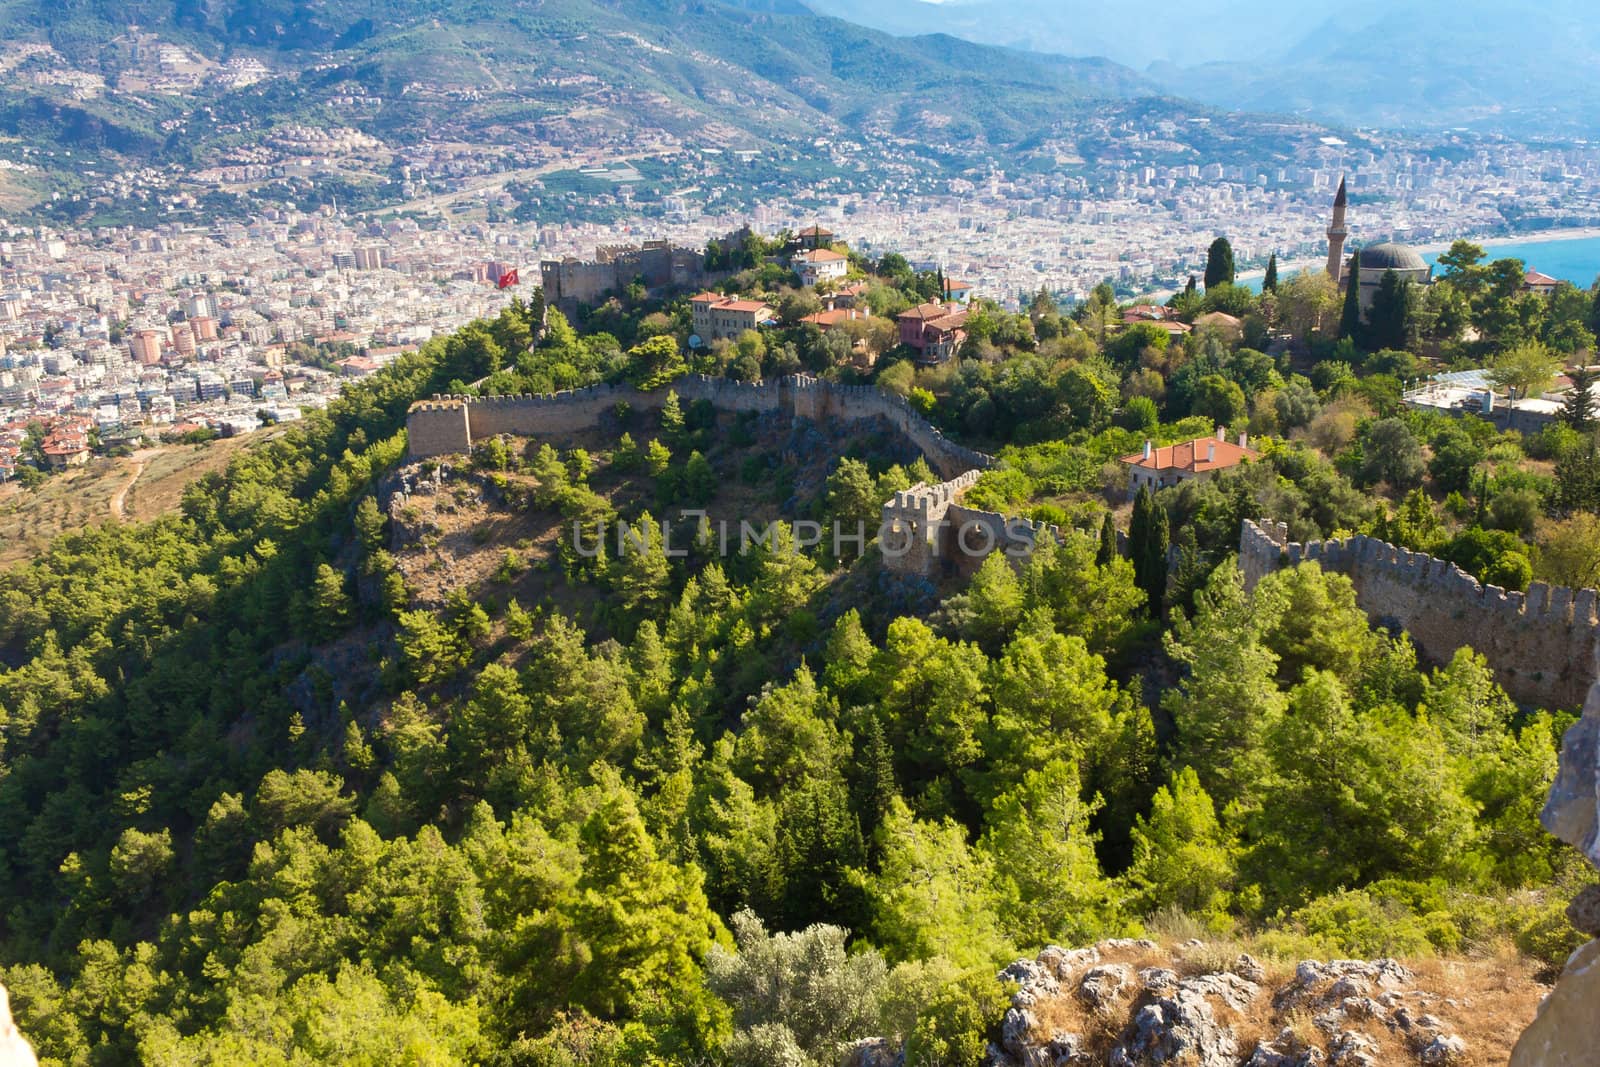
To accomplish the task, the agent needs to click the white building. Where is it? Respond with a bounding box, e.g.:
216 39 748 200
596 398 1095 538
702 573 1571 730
793 248 848 287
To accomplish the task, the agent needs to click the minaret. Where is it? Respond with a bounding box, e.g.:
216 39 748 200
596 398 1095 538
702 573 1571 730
1325 175 1349 283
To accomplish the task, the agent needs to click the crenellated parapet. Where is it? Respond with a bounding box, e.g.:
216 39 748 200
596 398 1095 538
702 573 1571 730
1240 518 1600 710
404 374 993 479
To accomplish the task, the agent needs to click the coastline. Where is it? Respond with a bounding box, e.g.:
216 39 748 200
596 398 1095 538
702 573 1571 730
1412 226 1600 255
1149 226 1600 300
1235 227 1600 285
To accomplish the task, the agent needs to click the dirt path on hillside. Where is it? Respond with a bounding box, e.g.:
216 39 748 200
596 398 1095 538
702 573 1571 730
110 449 162 520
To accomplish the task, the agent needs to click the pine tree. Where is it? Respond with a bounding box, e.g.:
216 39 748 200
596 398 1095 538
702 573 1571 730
1203 237 1235 290
1097 511 1118 566
1338 249 1364 346
660 390 686 448
1563 364 1596 430
1262 253 1279 294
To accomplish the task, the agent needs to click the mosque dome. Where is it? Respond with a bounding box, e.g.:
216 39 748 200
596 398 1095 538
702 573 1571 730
1358 242 1428 272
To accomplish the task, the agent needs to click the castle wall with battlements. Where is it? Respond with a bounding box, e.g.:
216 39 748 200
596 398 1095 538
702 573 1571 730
405 374 993 480
1239 519 1600 710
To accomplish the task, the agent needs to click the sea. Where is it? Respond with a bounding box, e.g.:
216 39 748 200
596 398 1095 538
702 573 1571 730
1236 234 1600 293
1422 236 1600 287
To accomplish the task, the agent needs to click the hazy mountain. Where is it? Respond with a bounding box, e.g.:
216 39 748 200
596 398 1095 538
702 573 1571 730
807 0 1600 133
0 0 1155 169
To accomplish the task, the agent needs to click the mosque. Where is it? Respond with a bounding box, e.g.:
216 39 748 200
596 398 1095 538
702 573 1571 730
1325 175 1432 310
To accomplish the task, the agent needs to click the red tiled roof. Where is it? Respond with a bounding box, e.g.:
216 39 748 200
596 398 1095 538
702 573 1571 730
1525 271 1560 287
1122 304 1168 322
1121 435 1259 473
898 301 958 322
801 308 867 328
795 249 846 263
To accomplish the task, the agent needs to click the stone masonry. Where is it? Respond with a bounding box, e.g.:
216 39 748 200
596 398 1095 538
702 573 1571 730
405 374 993 481
1239 518 1600 711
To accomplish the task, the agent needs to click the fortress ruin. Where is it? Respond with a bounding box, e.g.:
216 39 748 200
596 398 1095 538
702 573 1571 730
407 379 1600 710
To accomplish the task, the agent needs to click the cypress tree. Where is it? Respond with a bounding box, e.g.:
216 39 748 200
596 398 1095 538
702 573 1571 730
1339 249 1363 345
1563 364 1595 430
1128 485 1152 588
1366 269 1413 351
1203 237 1236 290
1097 511 1118 566
1184 275 1197 299
1263 253 1279 293
850 716 898 848
1144 499 1170 613
1129 485 1168 612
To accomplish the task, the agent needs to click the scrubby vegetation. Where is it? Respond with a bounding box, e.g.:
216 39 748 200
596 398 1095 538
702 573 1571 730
2 252 1598 1064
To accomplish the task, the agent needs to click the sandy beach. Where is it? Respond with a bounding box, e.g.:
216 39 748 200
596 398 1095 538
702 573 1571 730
1411 226 1600 255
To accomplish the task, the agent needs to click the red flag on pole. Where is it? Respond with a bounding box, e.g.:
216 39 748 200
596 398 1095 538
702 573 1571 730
497 268 519 289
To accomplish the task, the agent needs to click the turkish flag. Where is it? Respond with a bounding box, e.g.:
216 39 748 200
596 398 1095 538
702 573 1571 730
497 268 519 289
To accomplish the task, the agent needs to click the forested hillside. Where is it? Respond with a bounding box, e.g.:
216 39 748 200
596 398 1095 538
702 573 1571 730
0 0 1153 221
0 245 1596 1063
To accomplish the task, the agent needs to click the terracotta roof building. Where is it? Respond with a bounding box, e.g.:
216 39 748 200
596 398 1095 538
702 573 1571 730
1524 270 1561 295
690 292 775 342
1121 428 1259 497
796 225 835 249
897 300 969 363
794 247 849 287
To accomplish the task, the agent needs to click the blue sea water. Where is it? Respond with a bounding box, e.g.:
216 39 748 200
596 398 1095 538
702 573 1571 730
1237 235 1600 293
1421 236 1600 287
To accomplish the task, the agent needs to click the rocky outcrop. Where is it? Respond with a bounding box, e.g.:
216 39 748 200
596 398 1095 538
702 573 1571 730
1510 940 1600 1066
982 942 1477 1067
0 986 38 1067
1508 645 1600 1067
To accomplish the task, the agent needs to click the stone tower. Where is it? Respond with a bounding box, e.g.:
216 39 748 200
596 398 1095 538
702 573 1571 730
1325 176 1349 284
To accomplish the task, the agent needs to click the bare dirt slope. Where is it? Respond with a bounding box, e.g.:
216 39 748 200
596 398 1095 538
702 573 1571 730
0 430 275 568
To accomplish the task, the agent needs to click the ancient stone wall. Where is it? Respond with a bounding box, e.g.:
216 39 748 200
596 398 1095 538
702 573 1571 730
405 400 472 457
1240 519 1600 710
405 374 992 479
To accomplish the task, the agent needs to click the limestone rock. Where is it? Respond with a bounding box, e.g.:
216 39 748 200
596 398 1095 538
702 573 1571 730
1541 666 1600 867
1327 1030 1379 1066
1078 964 1132 1010
1244 1033 1327 1067
840 1036 903 1067
1043 1030 1090 1064
1180 972 1261 1013
1038 945 1100 982
1000 959 1061 1008
1000 1007 1046 1061
1233 953 1267 983
1417 1034 1465 1064
1509 938 1600 1067
0 988 37 1067
1565 883 1600 937
1108 976 1251 1066
1139 967 1180 994
1277 959 1412 1011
